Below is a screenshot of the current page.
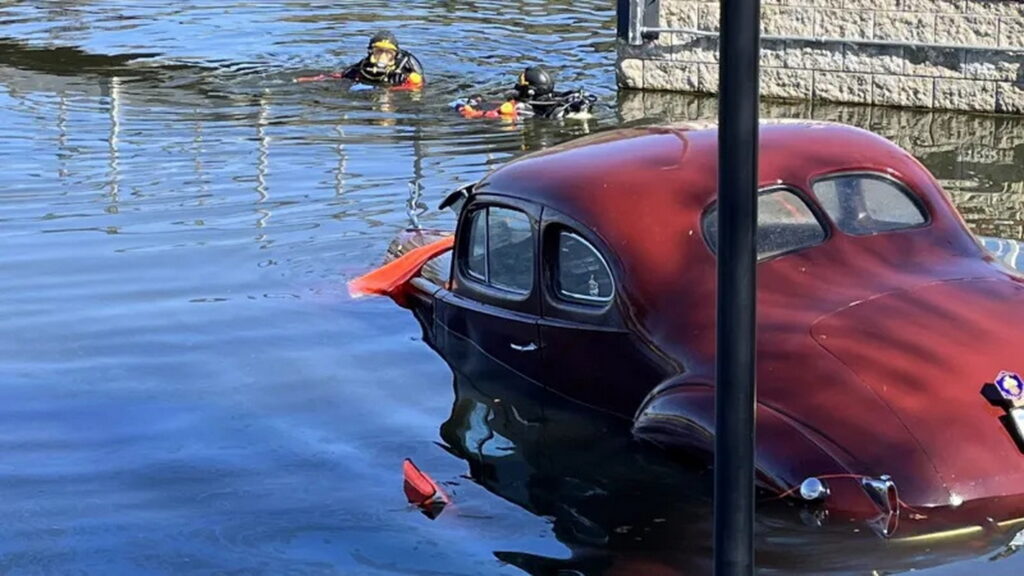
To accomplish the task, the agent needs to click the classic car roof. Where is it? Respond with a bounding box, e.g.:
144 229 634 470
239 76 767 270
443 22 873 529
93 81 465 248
474 120 925 213
469 119 990 377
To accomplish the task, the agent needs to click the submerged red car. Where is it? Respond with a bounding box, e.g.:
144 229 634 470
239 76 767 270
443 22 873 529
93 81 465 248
356 121 1024 539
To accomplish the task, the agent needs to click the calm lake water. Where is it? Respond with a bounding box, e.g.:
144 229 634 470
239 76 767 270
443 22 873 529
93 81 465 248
3 2 1024 574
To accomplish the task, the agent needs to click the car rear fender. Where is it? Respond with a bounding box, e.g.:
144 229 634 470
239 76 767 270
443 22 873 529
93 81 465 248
633 376 890 519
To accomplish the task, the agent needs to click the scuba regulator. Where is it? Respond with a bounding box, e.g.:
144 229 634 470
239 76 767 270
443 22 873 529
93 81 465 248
360 31 402 82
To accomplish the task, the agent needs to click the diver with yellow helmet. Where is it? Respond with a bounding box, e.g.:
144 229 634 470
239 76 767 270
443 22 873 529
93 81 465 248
296 31 424 89
452 65 596 120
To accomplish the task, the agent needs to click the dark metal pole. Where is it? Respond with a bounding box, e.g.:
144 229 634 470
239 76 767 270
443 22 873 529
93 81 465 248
616 0 630 40
715 0 760 574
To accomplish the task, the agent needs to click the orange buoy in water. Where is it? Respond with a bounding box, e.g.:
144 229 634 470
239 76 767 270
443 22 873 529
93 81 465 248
402 458 450 519
347 236 454 299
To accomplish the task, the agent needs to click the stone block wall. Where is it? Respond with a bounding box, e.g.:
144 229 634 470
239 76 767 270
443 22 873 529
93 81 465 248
617 0 1024 114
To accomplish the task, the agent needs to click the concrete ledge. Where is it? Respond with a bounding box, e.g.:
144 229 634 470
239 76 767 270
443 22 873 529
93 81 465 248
618 0 1024 114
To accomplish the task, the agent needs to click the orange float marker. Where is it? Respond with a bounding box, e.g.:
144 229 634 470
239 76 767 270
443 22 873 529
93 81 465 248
347 236 454 298
402 458 450 519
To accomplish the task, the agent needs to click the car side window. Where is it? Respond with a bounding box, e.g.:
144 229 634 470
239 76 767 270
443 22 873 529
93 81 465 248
704 189 826 260
555 231 614 303
462 206 534 294
813 174 927 236
466 209 487 280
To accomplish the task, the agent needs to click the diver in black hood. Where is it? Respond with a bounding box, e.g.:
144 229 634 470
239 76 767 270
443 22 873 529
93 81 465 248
453 66 596 119
296 31 425 89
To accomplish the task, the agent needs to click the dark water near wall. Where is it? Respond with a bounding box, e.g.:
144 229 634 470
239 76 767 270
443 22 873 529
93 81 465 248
2 2 1024 575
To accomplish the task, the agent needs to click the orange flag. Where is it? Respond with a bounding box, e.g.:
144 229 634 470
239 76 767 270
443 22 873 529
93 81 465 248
347 235 454 298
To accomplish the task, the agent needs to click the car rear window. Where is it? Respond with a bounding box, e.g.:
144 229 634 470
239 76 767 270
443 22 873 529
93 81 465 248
704 189 826 261
555 231 614 303
812 174 927 236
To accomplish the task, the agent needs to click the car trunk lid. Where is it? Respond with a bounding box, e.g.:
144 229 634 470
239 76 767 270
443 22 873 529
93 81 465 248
811 278 1024 506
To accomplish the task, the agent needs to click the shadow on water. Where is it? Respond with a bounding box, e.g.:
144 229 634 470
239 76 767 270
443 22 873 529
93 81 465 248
2 1 1024 574
0 38 158 76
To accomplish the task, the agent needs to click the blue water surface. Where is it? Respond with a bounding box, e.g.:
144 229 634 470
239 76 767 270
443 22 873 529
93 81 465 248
2 2 1024 574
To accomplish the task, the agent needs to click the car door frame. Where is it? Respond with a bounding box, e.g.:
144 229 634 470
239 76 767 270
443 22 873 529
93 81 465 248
449 194 542 314
537 207 670 416
438 194 545 383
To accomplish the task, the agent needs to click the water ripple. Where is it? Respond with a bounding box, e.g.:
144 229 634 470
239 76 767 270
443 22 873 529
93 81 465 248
1 1 1023 575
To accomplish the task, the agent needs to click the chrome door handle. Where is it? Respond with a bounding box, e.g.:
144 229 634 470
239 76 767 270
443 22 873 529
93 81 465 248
510 342 539 352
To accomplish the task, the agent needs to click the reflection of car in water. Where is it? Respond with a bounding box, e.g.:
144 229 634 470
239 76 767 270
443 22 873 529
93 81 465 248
366 120 1024 540
439 352 1024 575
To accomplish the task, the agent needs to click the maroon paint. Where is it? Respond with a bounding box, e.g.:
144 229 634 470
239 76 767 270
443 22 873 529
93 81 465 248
387 122 1024 532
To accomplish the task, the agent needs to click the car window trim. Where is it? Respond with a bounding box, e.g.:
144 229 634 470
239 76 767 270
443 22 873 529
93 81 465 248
464 208 489 282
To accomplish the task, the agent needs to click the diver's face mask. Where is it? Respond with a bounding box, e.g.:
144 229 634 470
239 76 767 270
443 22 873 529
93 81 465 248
368 47 397 69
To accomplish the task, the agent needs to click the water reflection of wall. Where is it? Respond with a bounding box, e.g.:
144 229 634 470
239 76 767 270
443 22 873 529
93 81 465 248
618 91 1024 239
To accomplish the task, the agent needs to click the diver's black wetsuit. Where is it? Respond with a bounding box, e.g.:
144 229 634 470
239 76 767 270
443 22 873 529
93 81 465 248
519 89 597 119
453 65 596 120
342 50 424 86
453 89 597 120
